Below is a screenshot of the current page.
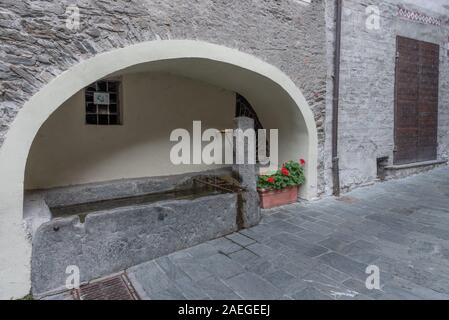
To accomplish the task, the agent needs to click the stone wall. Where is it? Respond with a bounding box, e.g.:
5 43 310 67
0 0 329 194
326 0 449 192
2 0 447 197
324 0 337 195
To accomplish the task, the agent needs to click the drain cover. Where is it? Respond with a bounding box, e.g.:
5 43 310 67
76 273 139 300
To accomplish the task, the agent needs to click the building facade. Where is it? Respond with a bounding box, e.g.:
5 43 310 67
326 0 449 193
0 0 447 298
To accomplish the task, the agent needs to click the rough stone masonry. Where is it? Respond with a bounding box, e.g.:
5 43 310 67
0 0 329 193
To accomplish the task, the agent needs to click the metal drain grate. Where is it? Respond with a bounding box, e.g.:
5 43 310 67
75 273 139 300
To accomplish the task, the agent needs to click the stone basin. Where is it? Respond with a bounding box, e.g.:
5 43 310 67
27 169 260 296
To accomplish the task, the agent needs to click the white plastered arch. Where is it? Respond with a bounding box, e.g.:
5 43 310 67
0 40 318 299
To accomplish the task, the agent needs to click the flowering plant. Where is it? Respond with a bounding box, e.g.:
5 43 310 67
257 159 306 191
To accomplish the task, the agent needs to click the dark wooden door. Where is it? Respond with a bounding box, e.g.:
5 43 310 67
394 36 439 165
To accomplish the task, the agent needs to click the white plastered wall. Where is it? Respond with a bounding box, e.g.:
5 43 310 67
25 73 235 189
0 40 318 299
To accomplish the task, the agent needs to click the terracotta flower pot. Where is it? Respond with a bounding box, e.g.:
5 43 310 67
258 185 299 209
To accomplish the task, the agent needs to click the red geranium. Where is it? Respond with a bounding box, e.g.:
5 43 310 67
300 159 306 166
257 160 306 191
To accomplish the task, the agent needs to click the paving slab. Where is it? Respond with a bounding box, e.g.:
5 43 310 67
208 237 243 255
172 277 210 300
262 270 296 289
224 272 283 300
317 252 368 281
196 276 242 300
225 233 257 247
291 287 334 300
197 253 245 280
229 249 259 266
269 233 329 257
127 261 172 294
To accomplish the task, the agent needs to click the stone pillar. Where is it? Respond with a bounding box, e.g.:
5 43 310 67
233 117 261 228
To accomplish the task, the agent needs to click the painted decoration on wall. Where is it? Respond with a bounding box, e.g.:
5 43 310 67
397 6 441 26
93 92 110 105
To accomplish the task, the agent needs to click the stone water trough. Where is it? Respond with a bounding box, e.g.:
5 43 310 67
26 167 260 296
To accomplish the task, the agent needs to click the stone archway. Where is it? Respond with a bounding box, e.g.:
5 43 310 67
0 40 318 299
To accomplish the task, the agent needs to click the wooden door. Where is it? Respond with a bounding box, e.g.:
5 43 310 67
394 36 439 165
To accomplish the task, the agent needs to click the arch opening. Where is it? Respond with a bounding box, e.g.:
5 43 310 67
0 40 318 299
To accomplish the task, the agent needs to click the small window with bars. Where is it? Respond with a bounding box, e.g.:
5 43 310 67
85 80 121 125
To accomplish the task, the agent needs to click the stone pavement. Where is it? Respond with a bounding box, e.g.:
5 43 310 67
124 166 449 300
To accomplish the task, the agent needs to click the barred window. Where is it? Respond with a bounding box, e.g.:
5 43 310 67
85 80 121 125
235 93 269 162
